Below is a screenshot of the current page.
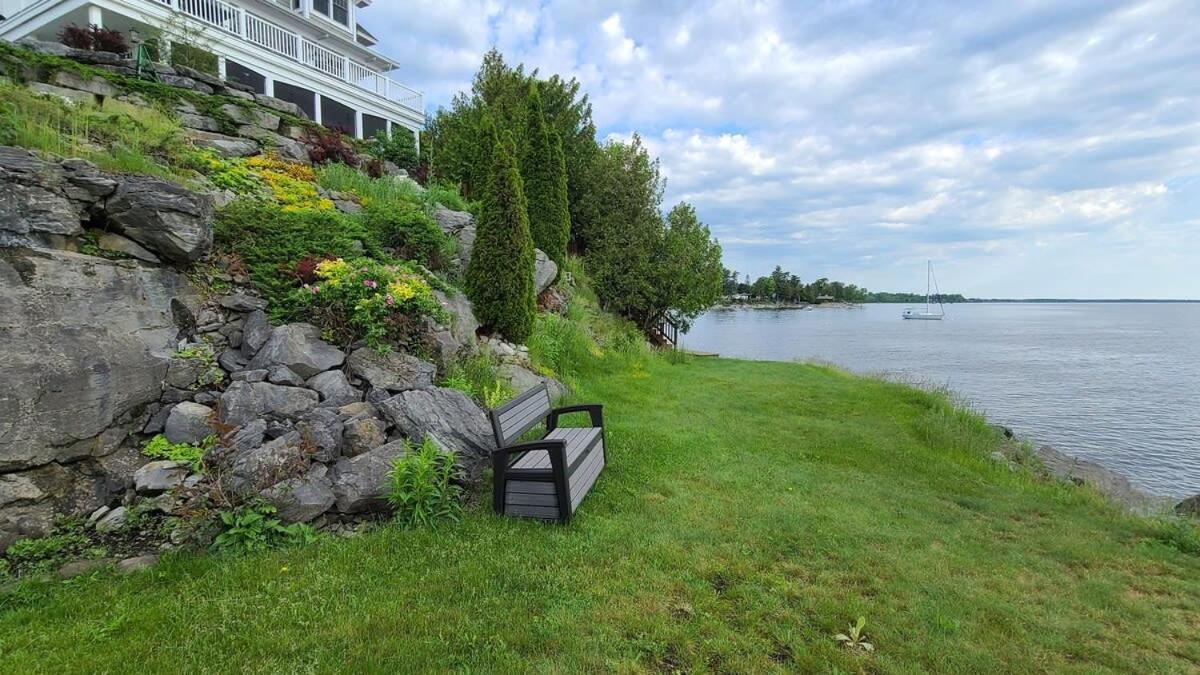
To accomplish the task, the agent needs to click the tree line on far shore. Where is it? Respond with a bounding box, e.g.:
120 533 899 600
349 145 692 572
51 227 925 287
723 266 965 304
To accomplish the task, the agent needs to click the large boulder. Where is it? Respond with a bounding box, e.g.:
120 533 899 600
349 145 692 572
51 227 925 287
253 93 309 119
186 130 260 158
106 176 214 264
163 402 213 445
498 362 568 401
261 465 335 522
346 348 435 393
432 290 480 345
133 461 189 494
376 388 495 478
241 310 272 355
1176 495 1200 517
306 370 361 407
228 431 308 494
434 207 476 268
218 381 319 427
0 248 200 471
534 249 558 294
329 439 413 513
247 324 345 378
0 147 115 245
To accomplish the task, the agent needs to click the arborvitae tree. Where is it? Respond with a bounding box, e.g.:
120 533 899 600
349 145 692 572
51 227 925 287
519 83 570 264
466 128 536 343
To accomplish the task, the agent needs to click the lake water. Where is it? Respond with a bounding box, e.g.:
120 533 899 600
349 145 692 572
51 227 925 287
684 303 1200 497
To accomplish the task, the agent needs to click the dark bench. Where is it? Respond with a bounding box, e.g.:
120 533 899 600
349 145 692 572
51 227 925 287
489 384 606 522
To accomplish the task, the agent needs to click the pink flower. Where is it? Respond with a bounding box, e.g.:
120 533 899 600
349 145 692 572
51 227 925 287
385 295 394 306
364 279 377 289
310 285 320 294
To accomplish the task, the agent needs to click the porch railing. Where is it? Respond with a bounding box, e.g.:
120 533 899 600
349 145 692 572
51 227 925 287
153 0 422 114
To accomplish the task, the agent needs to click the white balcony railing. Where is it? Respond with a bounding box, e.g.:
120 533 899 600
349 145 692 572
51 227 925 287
153 0 422 115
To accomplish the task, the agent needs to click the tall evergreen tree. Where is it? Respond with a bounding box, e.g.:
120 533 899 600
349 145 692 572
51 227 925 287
520 83 570 264
466 127 536 343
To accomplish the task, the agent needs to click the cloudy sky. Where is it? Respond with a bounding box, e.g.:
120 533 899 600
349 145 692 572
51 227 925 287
363 1 1199 298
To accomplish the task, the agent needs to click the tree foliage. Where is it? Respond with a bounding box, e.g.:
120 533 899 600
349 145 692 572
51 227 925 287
519 83 570 263
465 128 537 342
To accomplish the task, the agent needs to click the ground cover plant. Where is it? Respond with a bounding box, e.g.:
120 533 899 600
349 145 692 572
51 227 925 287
3 356 1197 672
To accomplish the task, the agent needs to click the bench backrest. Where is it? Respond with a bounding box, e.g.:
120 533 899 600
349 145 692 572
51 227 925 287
490 384 552 447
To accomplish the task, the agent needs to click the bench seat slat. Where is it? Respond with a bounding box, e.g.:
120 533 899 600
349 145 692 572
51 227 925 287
505 492 559 507
506 480 556 494
505 504 561 519
569 444 605 512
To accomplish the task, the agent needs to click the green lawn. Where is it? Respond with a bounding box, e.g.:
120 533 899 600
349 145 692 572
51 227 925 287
2 358 1198 673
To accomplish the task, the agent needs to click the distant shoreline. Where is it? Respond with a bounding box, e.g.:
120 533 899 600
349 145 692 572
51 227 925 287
720 299 1200 307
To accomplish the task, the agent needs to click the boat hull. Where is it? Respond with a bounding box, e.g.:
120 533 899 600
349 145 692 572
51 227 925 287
902 314 943 320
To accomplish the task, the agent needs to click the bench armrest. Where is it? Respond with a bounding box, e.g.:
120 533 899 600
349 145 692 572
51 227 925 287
546 404 603 431
492 440 568 515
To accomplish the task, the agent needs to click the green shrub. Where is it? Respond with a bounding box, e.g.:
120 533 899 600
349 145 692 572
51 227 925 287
423 181 476 214
4 531 91 577
466 129 536 343
360 205 453 269
169 42 219 76
142 434 212 473
386 438 464 529
367 128 418 173
211 503 318 555
293 256 444 350
519 83 570 264
214 199 378 316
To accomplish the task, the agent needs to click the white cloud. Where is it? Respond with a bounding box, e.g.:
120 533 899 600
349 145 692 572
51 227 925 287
358 0 1200 298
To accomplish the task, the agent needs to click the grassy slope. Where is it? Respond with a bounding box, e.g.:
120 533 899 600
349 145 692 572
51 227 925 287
2 358 1198 673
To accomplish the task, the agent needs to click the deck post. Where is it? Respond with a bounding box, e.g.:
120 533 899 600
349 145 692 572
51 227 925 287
87 4 103 29
263 76 274 97
313 92 323 125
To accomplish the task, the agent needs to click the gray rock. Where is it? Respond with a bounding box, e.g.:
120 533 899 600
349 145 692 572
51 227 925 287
171 64 222 88
239 127 309 162
242 310 272 355
220 103 280 130
51 70 118 97
261 465 335 522
0 147 90 239
268 365 306 387
97 232 160 263
177 113 222 132
346 348 435 392
247 324 345 378
95 506 128 533
434 207 476 268
187 130 260 158
163 402 213 445
14 37 71 56
376 388 495 478
27 81 97 106
1176 495 1200 517
342 417 388 457
229 431 307 494
218 349 249 373
231 369 268 383
218 381 320 427
426 326 463 370
499 362 568 401
134 460 190 494
330 440 413 512
116 554 159 574
106 176 214 264
86 505 111 527
0 473 43 507
0 248 200 472
218 292 267 312
253 93 308 119
432 290 480 345
296 408 343 463
224 418 268 454
534 249 558 294
57 558 111 580
307 370 361 407
338 402 378 420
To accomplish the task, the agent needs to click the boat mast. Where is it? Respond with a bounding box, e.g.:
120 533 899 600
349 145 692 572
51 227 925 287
925 261 931 313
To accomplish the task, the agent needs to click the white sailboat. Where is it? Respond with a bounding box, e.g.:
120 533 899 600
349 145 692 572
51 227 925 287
902 261 945 320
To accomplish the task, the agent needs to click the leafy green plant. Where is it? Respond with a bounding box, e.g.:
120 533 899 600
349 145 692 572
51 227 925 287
367 128 418 173
386 438 464 529
175 343 226 386
3 531 91 577
360 205 453 269
441 352 513 407
835 616 874 653
292 256 445 350
169 42 218 76
211 503 318 554
142 434 212 472
1148 518 1200 555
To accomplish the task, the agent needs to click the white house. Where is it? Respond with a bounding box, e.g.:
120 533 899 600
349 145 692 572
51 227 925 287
0 0 423 141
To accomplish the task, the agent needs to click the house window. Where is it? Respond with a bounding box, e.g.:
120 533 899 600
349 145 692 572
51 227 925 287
312 0 349 27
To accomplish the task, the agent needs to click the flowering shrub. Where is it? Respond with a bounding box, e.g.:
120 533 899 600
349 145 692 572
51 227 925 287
194 151 333 212
294 257 444 349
